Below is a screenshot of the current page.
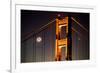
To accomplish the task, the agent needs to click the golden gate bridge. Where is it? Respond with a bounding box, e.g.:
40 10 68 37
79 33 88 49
21 15 88 62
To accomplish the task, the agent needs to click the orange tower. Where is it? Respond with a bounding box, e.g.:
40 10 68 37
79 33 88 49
55 15 72 61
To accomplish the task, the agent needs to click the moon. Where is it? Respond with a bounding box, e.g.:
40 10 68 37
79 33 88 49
36 37 42 43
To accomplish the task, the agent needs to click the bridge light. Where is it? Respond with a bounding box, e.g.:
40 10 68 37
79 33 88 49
58 14 61 17
36 37 42 43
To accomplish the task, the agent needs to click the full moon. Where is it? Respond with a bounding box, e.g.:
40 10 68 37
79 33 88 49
36 37 42 43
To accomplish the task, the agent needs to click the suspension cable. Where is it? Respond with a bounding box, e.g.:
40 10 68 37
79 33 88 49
71 17 88 32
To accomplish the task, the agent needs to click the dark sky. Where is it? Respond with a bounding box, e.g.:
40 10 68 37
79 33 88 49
21 10 89 38
21 10 90 62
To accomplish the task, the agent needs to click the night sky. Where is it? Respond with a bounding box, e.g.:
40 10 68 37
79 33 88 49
21 10 89 62
21 10 89 37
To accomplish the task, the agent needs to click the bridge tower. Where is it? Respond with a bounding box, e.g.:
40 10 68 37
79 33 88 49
55 15 72 61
